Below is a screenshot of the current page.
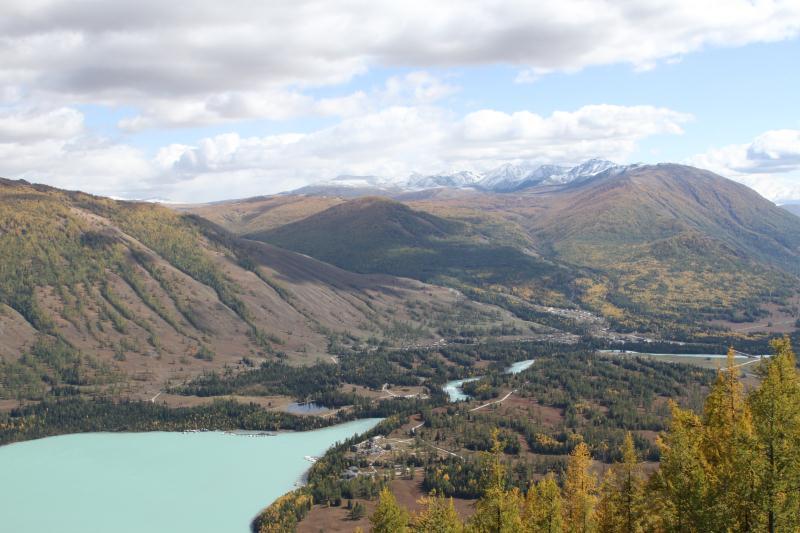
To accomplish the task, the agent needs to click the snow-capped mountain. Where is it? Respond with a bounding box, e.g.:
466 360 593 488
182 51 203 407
400 159 623 192
562 159 621 184
406 170 482 190
291 159 628 196
479 163 567 192
477 159 624 191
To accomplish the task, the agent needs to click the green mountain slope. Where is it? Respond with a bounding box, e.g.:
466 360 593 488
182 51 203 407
532 164 800 266
249 196 565 288
0 180 514 401
521 164 800 324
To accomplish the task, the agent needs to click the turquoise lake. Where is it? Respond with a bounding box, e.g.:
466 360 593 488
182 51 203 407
0 418 381 533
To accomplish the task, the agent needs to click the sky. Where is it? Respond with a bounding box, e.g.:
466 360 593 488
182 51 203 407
0 0 799 203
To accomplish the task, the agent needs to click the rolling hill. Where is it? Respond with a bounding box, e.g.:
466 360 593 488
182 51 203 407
186 194 343 235
519 164 800 324
201 164 800 333
248 196 565 288
0 179 521 402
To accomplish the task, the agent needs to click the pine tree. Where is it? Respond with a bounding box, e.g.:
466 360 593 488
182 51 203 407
349 501 366 520
467 430 523 533
562 441 597 533
468 486 523 533
701 347 759 530
370 486 410 533
412 491 463 532
596 433 645 533
749 337 800 532
523 474 564 533
650 402 713 532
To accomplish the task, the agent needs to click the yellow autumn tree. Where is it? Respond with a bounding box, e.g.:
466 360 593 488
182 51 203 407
370 486 409 533
523 473 564 533
562 441 597 533
649 401 713 532
701 347 759 530
749 336 800 532
467 430 523 533
596 433 646 533
412 491 463 533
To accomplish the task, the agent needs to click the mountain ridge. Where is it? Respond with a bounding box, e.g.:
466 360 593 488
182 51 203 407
288 158 627 196
220 164 800 331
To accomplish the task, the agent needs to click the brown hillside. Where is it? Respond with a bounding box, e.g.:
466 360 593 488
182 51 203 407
0 179 520 402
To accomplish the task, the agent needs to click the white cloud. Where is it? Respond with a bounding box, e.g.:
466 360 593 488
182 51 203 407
116 71 457 130
1 102 691 202
117 91 317 131
747 130 800 173
382 72 459 105
0 107 84 142
0 0 797 126
689 129 800 202
132 103 689 201
452 105 691 162
0 137 154 197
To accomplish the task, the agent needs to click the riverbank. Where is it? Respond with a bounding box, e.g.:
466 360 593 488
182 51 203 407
443 359 535 402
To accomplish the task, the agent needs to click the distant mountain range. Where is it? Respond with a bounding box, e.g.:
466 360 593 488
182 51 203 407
200 163 800 333
291 158 627 196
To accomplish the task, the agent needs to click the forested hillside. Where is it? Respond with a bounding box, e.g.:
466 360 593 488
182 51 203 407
256 339 800 532
523 164 800 326
0 179 519 402
251 196 566 291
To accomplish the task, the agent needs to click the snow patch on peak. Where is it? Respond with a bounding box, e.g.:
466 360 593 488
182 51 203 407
294 159 627 195
480 159 623 191
406 170 482 190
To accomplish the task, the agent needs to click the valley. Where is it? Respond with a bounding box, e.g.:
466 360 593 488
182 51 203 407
3 3 800 531
0 178 536 404
194 163 800 336
1 164 799 532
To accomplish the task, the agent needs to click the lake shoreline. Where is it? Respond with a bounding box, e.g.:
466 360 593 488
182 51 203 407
0 396 361 447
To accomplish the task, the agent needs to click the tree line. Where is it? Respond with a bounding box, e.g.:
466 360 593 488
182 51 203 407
367 338 800 532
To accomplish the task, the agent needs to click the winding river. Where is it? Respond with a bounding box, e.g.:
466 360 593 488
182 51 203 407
443 359 535 402
0 418 382 533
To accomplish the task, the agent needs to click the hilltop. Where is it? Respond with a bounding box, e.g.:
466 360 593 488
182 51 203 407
249 196 564 288
518 164 800 324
